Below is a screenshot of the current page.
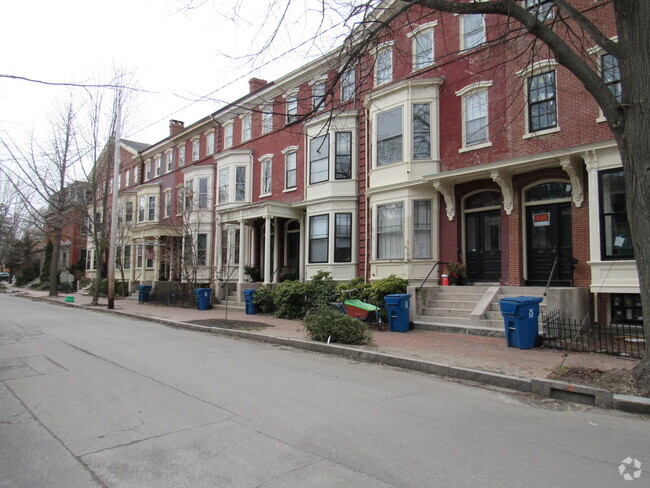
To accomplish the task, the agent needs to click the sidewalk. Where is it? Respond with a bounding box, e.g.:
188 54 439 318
19 289 636 378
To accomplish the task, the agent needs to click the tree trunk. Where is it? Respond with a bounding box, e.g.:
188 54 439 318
49 229 61 297
614 0 650 395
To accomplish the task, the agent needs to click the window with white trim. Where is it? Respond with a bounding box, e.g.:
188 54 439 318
166 152 173 172
123 245 131 269
164 190 171 217
155 156 162 177
197 233 207 266
192 139 200 161
341 68 355 102
118 173 122 189
309 135 329 184
145 244 154 268
528 70 557 132
242 114 252 141
218 168 229 203
413 200 432 258
261 158 272 195
285 151 297 189
456 81 492 148
335 132 352 179
224 123 233 148
206 132 215 155
138 196 145 222
198 177 209 209
376 106 403 166
262 107 273 133
125 169 130 187
235 166 246 201
145 160 151 181
375 45 393 86
177 186 184 214
185 179 193 210
179 146 186 166
136 244 143 268
147 196 156 221
377 202 403 259
334 213 352 262
526 0 554 21
312 82 325 111
412 27 434 71
600 168 633 260
412 103 431 159
309 215 328 263
601 53 621 103
286 95 298 124
462 15 485 50
125 201 133 224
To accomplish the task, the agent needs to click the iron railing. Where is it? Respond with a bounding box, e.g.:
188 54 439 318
541 309 646 359
149 288 197 308
416 261 447 292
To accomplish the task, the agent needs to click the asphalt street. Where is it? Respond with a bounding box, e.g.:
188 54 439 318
0 294 647 487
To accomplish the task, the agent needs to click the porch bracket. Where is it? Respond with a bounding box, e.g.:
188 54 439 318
433 181 455 221
560 157 584 207
490 170 513 215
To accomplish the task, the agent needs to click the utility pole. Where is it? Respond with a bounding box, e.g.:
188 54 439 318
107 101 122 309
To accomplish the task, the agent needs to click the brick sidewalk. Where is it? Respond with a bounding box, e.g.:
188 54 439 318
21 289 638 381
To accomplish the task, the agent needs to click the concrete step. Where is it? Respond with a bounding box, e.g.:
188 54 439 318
422 299 477 310
428 292 486 301
414 315 471 326
420 307 473 319
413 319 505 337
213 302 245 312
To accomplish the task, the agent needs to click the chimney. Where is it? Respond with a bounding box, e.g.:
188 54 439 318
169 119 185 136
249 78 268 93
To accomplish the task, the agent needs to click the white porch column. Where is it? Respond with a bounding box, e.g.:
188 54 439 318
273 218 280 283
153 237 160 283
238 219 246 284
264 216 272 284
299 216 305 282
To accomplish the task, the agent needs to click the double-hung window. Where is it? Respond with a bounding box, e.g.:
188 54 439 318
197 234 207 266
242 114 252 141
138 197 145 222
413 200 432 259
375 45 393 86
334 213 352 262
376 107 403 166
459 87 489 146
335 132 352 179
164 191 171 217
179 146 186 167
125 169 130 186
286 95 298 124
147 196 156 221
261 159 272 195
600 168 633 260
145 244 154 268
528 71 557 132
125 201 133 224
285 152 297 189
526 0 554 21
177 186 184 214
377 202 403 259
341 68 355 102
166 152 173 172
123 245 131 269
206 132 215 155
145 160 151 181
310 135 329 184
601 53 621 103
262 108 273 133
185 180 193 210
218 168 229 203
309 215 328 263
155 156 162 177
462 15 485 50
412 28 434 71
236 167 246 201
192 139 200 161
136 244 143 268
412 103 431 159
198 177 209 209
312 82 325 111
224 123 233 148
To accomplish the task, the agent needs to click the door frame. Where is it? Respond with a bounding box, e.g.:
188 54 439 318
462 190 502 282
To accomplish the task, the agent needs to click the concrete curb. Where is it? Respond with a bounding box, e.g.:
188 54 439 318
25 295 650 415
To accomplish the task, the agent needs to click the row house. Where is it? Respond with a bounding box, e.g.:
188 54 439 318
97 0 639 327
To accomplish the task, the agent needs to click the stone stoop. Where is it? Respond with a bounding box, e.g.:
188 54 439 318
413 285 548 337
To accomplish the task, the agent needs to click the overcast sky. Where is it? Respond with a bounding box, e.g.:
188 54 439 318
1 0 344 146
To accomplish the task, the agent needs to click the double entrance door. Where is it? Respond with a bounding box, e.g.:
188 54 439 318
526 202 573 285
465 210 501 282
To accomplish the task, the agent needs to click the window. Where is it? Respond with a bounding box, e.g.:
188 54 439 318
464 90 489 146
145 244 154 268
145 160 151 181
236 167 246 201
335 132 352 179
164 191 171 217
309 215 328 263
197 234 207 266
108 179 113 195
185 180 193 210
234 229 240 264
377 202 403 259
526 0 554 21
123 245 131 269
148 196 156 221
313 82 325 111
462 15 485 50
375 46 393 86
285 152 297 189
600 168 633 260
206 132 215 155
138 197 145 222
177 186 184 214
179 146 186 166
242 114 252 141
192 139 200 161
125 201 133 224
224 123 233 148
528 71 557 132
413 200 432 258
166 152 173 172
341 68 355 102
262 108 273 133
261 159 272 195
335 213 352 262
286 95 298 124
376 106 403 166
198 177 209 209
611 294 643 324
412 103 431 159
125 169 130 186
218 168 229 203
134 165 139 183
601 53 621 103
136 244 143 268
155 156 162 177
413 28 433 70
310 135 329 184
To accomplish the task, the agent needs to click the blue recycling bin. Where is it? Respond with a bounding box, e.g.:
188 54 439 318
384 294 412 332
243 289 257 315
138 285 152 303
195 288 212 310
499 296 544 349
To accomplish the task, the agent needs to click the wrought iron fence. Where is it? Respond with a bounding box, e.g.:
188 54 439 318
541 309 646 359
149 288 197 308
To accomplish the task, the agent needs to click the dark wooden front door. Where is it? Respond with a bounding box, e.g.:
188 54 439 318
466 210 501 282
526 203 573 285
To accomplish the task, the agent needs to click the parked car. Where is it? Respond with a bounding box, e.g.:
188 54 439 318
0 272 10 283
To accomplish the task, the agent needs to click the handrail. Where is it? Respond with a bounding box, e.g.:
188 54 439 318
417 261 447 292
543 256 559 297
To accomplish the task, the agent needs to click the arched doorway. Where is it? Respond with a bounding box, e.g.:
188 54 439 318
524 181 573 285
464 191 502 282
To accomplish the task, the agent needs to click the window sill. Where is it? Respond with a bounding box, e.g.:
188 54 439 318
523 126 561 139
259 192 272 198
459 141 492 153
596 115 607 124
283 187 297 193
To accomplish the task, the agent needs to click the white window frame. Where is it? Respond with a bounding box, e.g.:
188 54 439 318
261 105 273 133
260 155 272 196
224 122 234 148
125 169 130 187
461 14 486 51
197 177 209 209
282 145 298 190
341 67 356 102
413 200 432 259
376 106 403 167
218 168 230 204
192 138 200 161
517 60 560 138
376 202 404 260
147 195 156 221
164 190 172 217
144 160 151 181
155 156 162 177
373 42 394 86
235 166 247 202
205 131 215 155
408 22 437 72
241 113 252 141
312 81 326 111
166 151 173 173
286 94 298 124
178 145 186 167
456 81 493 152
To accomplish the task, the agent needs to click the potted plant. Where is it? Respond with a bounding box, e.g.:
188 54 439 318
445 261 467 285
244 265 262 282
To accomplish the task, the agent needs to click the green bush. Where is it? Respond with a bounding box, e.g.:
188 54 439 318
303 307 373 345
368 274 408 305
304 271 337 307
251 285 275 313
336 277 371 302
89 279 129 297
273 280 309 319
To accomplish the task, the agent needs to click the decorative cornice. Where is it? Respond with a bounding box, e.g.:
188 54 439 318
490 170 513 215
433 181 455 221
561 157 584 207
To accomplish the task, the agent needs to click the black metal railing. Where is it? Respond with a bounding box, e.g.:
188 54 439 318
149 288 197 308
541 309 646 359
417 261 447 292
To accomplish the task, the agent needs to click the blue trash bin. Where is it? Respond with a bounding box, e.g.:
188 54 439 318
243 289 257 315
138 285 152 303
499 296 544 349
384 294 412 332
195 288 212 310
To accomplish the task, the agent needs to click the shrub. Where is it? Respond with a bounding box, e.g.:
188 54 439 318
251 285 275 313
304 271 337 307
89 279 129 297
303 307 373 345
336 277 371 302
368 274 408 306
273 280 309 319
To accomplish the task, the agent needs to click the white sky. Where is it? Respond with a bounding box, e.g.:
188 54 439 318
1 0 343 146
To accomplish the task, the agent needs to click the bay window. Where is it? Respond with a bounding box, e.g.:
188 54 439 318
335 213 352 262
376 107 403 166
218 168 229 203
309 215 328 263
236 167 246 201
310 135 329 184
377 202 403 259
600 168 633 259
335 132 352 179
412 103 431 159
413 200 432 259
